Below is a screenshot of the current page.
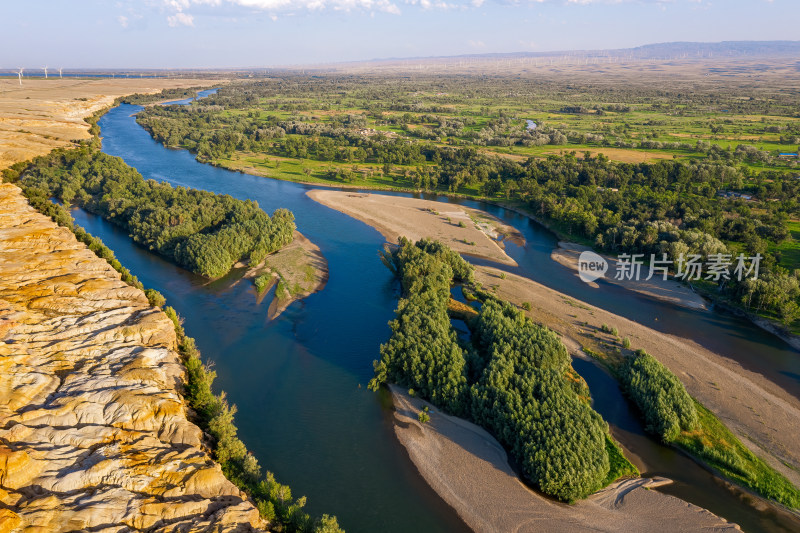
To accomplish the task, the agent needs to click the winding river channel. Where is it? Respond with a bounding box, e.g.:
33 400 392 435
77 95 800 532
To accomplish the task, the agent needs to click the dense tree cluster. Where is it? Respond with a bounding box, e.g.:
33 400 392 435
469 299 610 501
619 350 698 441
374 238 470 414
15 146 294 278
372 238 612 502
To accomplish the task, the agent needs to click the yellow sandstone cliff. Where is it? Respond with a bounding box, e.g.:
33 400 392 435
0 183 264 532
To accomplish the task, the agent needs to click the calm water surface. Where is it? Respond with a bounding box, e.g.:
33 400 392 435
88 100 800 532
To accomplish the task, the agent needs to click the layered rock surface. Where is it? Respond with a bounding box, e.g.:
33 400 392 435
0 183 264 532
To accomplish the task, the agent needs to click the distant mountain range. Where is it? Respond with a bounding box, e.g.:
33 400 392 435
366 41 800 64
607 41 800 59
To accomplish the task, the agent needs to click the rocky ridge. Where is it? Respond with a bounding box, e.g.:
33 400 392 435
0 182 264 532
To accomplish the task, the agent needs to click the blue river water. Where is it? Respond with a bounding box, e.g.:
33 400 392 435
79 97 800 532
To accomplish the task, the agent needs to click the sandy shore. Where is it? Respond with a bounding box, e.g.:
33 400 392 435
476 266 800 488
0 78 217 170
551 241 708 310
243 231 328 319
390 385 739 533
307 190 523 266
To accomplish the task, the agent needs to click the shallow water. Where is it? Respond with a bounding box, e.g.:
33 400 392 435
88 100 800 532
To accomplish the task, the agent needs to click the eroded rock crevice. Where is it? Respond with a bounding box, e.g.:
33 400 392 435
0 183 264 532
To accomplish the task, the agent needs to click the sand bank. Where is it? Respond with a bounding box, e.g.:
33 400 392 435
307 189 522 266
244 231 328 319
390 385 739 533
551 241 708 310
307 186 800 486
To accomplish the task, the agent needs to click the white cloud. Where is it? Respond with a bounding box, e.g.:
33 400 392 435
157 0 687 26
118 15 129 27
167 11 195 25
175 0 405 14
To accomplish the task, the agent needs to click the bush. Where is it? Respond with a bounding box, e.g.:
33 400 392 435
145 288 166 308
254 274 272 293
418 408 431 424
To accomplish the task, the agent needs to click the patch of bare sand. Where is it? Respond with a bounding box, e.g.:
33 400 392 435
390 385 739 533
244 231 328 319
307 190 523 266
0 78 218 170
475 266 800 488
552 241 709 310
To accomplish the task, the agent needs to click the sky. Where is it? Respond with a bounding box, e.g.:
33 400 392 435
1 0 797 68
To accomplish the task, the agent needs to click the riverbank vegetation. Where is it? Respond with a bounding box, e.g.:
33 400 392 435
371 238 637 502
246 232 327 318
611 348 800 508
5 144 295 278
167 306 344 532
131 74 800 333
619 350 699 441
120 86 214 105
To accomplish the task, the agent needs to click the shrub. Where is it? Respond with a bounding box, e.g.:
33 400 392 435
418 408 431 424
145 288 166 308
254 274 272 293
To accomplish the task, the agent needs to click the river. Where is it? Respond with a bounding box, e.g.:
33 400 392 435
82 97 800 532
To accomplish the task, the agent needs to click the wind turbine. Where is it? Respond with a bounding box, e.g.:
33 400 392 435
43 65 48 79
58 67 63 78
17 67 23 86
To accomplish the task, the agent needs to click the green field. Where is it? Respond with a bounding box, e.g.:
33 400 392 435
773 220 800 270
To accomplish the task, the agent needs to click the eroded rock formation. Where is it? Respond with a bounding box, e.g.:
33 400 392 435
0 183 264 532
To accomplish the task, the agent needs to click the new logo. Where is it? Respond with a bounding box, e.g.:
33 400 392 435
578 251 608 283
